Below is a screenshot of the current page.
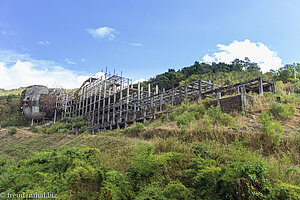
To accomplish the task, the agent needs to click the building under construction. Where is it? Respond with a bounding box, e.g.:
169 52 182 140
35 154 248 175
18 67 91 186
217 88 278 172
20 74 276 132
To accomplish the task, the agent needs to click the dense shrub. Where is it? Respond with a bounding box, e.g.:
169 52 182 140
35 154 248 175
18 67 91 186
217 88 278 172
45 117 90 134
206 106 234 126
161 114 168 123
100 171 133 200
127 145 182 190
270 102 296 120
260 111 284 144
135 181 166 200
123 122 144 136
0 147 105 199
163 182 193 200
184 152 274 200
271 181 300 200
176 112 196 127
187 103 206 119
184 157 221 199
0 95 27 127
169 105 186 121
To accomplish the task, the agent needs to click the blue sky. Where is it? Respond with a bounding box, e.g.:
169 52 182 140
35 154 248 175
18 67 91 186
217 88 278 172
1 0 300 89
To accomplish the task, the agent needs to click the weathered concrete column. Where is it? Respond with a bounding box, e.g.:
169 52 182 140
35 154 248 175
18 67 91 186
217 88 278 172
148 83 151 97
125 79 130 127
258 77 264 97
102 81 107 128
134 102 137 124
160 93 163 111
138 82 141 100
236 86 240 94
107 88 111 124
272 83 276 94
171 89 175 106
241 86 247 112
64 92 68 117
118 78 123 129
217 90 221 108
112 84 116 126
198 80 202 102
97 78 103 127
143 110 146 123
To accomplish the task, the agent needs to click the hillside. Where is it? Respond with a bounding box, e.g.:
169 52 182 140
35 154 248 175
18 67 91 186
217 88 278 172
0 63 300 199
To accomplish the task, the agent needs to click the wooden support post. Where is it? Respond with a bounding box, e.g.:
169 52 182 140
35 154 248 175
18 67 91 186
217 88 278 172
258 77 264 97
156 85 158 95
148 83 151 97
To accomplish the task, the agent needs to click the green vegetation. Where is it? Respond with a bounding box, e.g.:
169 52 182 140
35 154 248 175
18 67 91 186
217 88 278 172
270 102 296 121
7 127 17 135
0 94 27 127
45 117 91 134
0 59 300 199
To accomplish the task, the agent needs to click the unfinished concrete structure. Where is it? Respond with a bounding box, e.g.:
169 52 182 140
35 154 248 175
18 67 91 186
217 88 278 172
51 75 275 132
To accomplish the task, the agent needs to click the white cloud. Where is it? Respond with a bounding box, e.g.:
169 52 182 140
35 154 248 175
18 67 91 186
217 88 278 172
87 27 116 40
65 58 77 65
133 78 145 84
202 54 215 62
38 40 50 45
0 49 102 89
129 43 142 47
80 58 86 62
202 39 283 72
1 31 7 36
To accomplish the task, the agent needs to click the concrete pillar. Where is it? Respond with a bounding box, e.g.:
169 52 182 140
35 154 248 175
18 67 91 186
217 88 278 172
217 90 221 108
198 80 202 102
241 86 247 112
258 77 264 97
148 83 151 97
